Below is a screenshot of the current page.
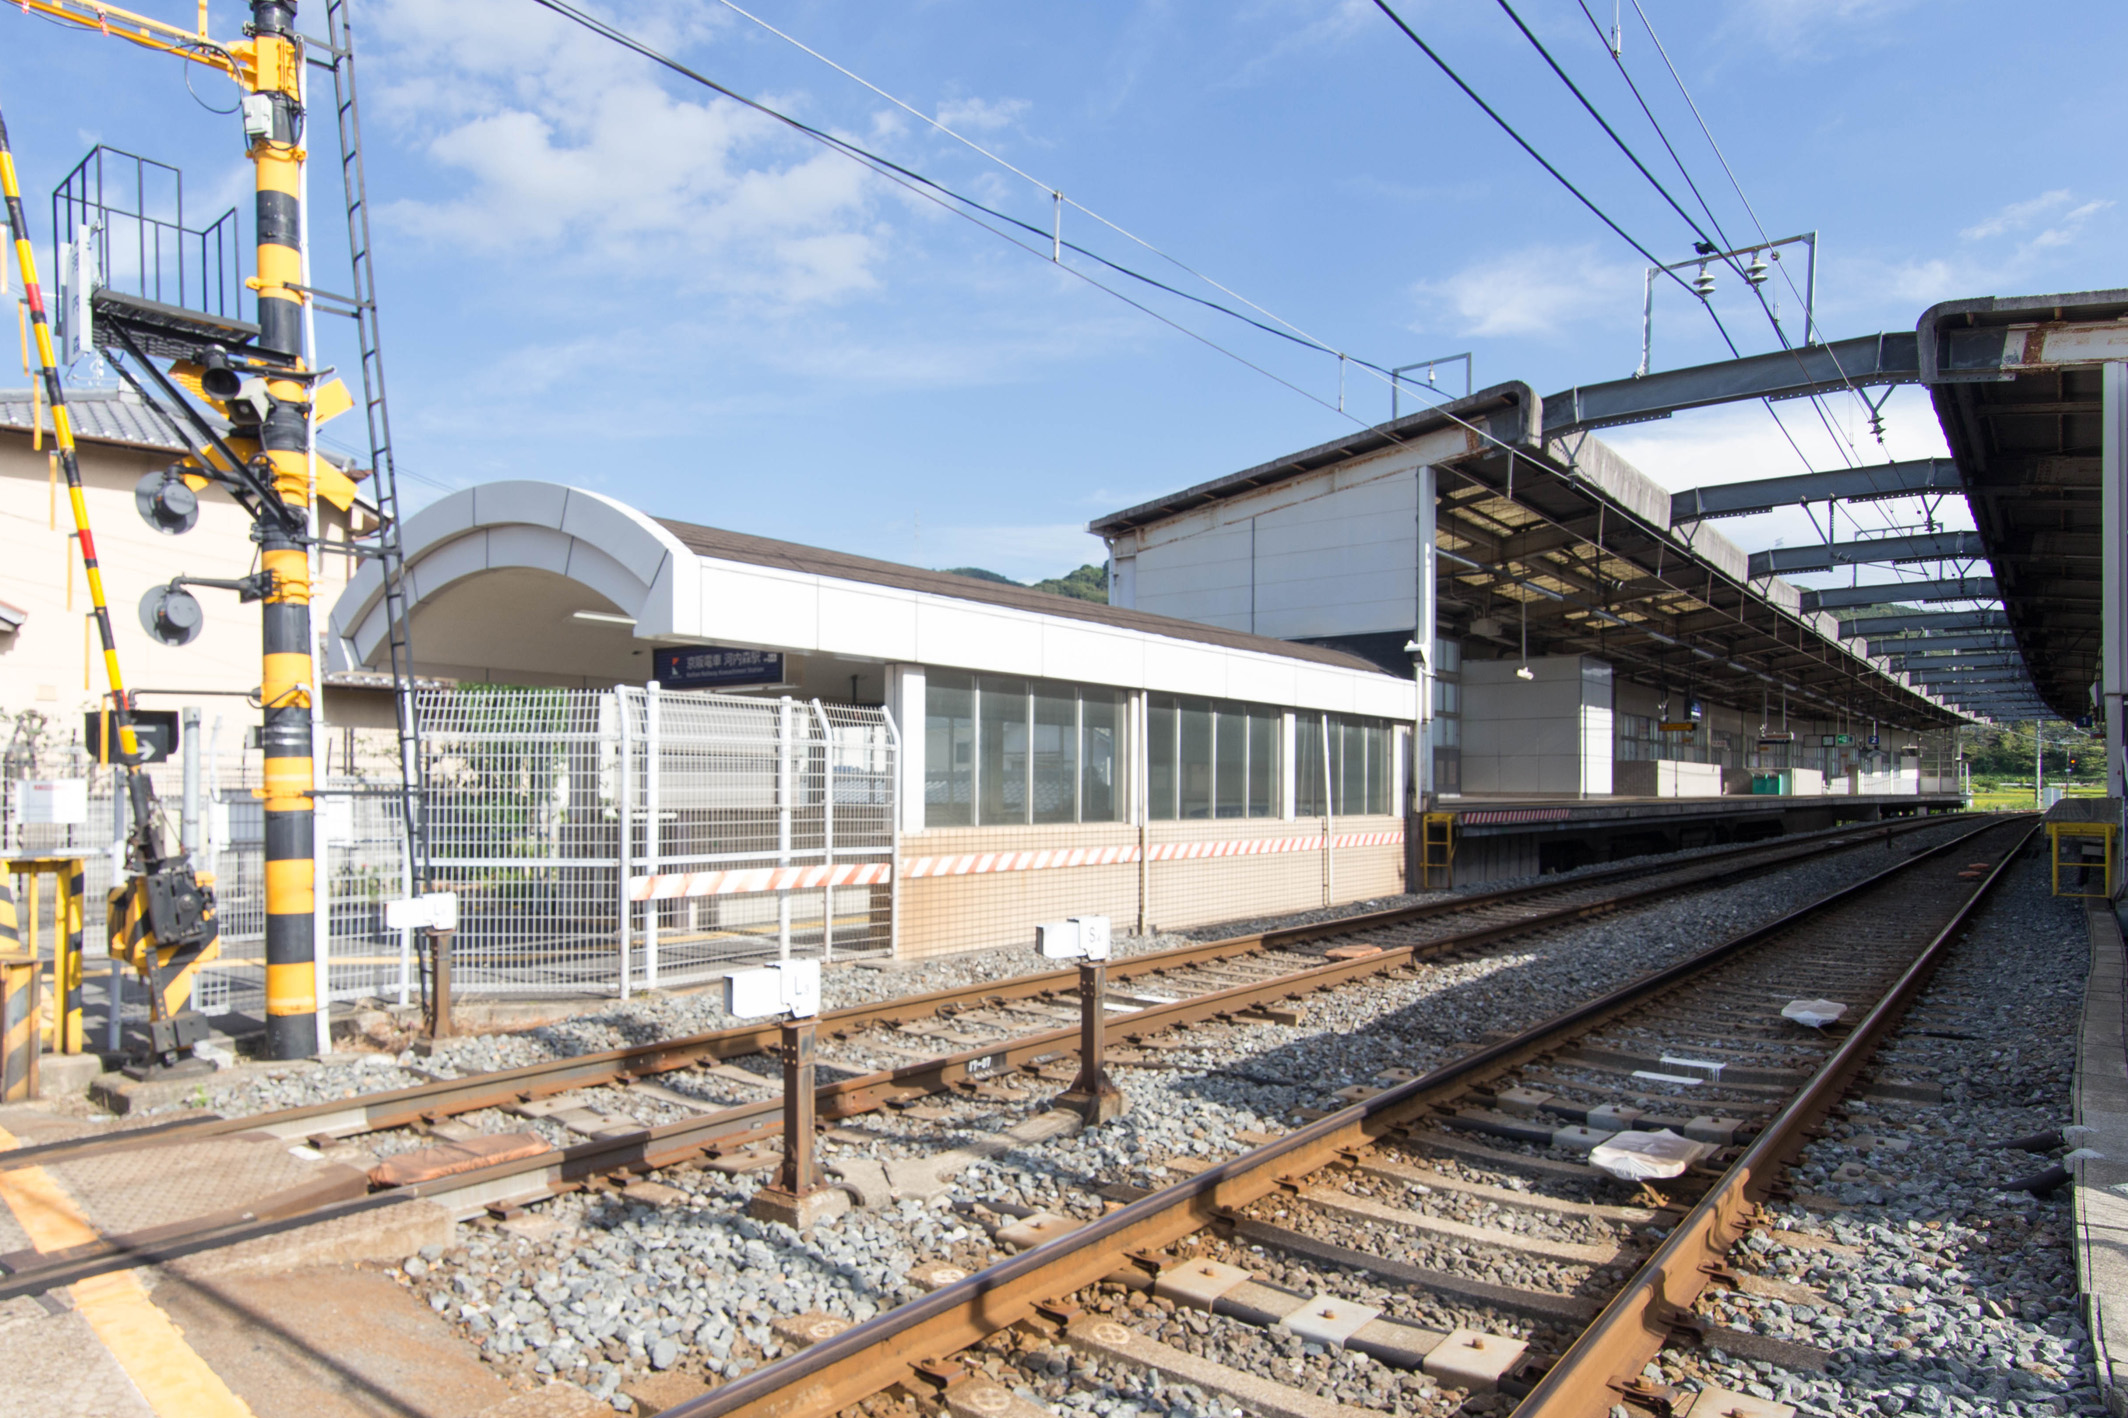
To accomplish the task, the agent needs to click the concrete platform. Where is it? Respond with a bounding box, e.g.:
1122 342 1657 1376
0 1105 524 1418
1433 791 1963 882
2074 896 2128 1415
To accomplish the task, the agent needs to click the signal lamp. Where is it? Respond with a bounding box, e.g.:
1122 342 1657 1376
140 583 204 647
135 467 200 535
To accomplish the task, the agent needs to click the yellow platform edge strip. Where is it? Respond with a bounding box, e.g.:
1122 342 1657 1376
0 1124 256 1418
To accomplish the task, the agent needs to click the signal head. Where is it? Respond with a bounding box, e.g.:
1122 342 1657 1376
135 467 200 535
139 584 204 647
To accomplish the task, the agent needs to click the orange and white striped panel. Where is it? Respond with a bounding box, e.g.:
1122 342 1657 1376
902 829 1403 879
629 829 1405 900
629 861 891 902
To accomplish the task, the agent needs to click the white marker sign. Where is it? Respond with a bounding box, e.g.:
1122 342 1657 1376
384 891 460 932
1035 914 1112 961
723 958 822 1020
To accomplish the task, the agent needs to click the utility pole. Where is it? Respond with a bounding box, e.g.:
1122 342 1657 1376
247 0 321 1061
6 0 326 1059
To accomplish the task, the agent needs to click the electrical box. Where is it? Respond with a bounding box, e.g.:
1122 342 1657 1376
1072 914 1112 961
1037 916 1111 961
723 959 821 1020
1035 920 1080 959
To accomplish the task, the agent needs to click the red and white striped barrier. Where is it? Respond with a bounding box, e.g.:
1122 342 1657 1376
629 861 891 902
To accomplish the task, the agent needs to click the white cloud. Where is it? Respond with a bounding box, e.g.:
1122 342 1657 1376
368 0 884 307
1218 0 1376 86
1960 189 2112 255
933 97 1031 133
1724 0 1917 60
1410 244 1640 339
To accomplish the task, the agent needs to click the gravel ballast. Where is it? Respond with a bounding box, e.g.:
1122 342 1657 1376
370 821 1996 1408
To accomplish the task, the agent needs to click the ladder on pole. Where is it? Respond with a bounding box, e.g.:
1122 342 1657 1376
319 0 427 890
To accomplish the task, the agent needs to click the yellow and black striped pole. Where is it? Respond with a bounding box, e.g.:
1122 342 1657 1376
248 0 319 1060
0 109 144 771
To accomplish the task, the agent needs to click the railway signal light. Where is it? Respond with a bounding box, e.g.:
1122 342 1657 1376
139 582 205 646
134 467 200 535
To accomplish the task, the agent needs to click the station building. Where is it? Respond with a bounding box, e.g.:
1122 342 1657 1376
327 380 1965 967
328 480 1417 963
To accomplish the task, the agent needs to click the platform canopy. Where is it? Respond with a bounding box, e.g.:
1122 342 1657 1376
1921 289 2128 722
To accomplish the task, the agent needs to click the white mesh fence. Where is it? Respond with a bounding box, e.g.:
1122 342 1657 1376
3 685 898 1019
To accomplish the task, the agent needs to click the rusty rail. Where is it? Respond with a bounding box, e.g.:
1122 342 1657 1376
3 815 1954 1174
1511 818 2042 1416
651 816 2019 1418
0 816 1979 1300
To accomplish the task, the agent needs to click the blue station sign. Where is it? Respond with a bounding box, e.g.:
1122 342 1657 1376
653 645 786 689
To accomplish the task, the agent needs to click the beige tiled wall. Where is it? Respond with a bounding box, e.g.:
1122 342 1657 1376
896 814 1406 958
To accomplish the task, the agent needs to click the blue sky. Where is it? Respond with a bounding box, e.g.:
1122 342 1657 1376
4 0 2122 587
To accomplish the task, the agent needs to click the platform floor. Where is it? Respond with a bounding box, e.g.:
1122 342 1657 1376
0 1109 596 1418
2075 894 2128 1415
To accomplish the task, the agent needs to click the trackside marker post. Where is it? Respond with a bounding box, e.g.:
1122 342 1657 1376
726 959 843 1229
1039 915 1126 1125
387 892 458 1040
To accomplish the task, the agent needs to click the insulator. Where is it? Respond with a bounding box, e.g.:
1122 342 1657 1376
1692 264 1716 299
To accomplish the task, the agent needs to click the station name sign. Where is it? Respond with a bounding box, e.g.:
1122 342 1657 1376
653 645 785 689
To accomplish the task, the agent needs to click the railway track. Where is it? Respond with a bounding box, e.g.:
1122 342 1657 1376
633 813 2034 1418
0 814 1967 1308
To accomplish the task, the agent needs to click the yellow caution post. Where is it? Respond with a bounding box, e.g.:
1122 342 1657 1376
6 857 85 1054
0 879 38 1101
2047 821 2117 899
1420 812 1457 890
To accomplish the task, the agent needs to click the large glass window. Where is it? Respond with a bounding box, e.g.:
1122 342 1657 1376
1150 696 1286 821
1214 704 1246 818
925 672 975 826
1083 694 1120 821
1147 700 1177 821
1247 707 1278 817
1178 700 1213 819
1032 683 1078 824
979 677 1028 824
1295 710 1391 816
924 675 1129 827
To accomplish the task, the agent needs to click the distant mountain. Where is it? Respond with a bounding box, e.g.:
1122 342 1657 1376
941 563 1109 604
1031 564 1108 604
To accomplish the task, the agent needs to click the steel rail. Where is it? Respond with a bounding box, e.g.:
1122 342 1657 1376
1512 819 2042 1415
3 815 1956 1173
650 816 2020 1418
0 816 1974 1299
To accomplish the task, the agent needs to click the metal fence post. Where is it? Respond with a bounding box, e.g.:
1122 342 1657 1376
881 703 902 962
616 687 633 1001
1322 715 1336 908
811 700 834 961
778 696 794 961
645 680 661 991
181 707 202 869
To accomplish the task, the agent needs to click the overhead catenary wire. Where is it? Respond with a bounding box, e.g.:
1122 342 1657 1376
1623 0 1880 452
708 0 1339 366
1497 0 1869 485
521 0 1942 721
526 0 1526 437
1568 0 1937 551
1364 0 1860 488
